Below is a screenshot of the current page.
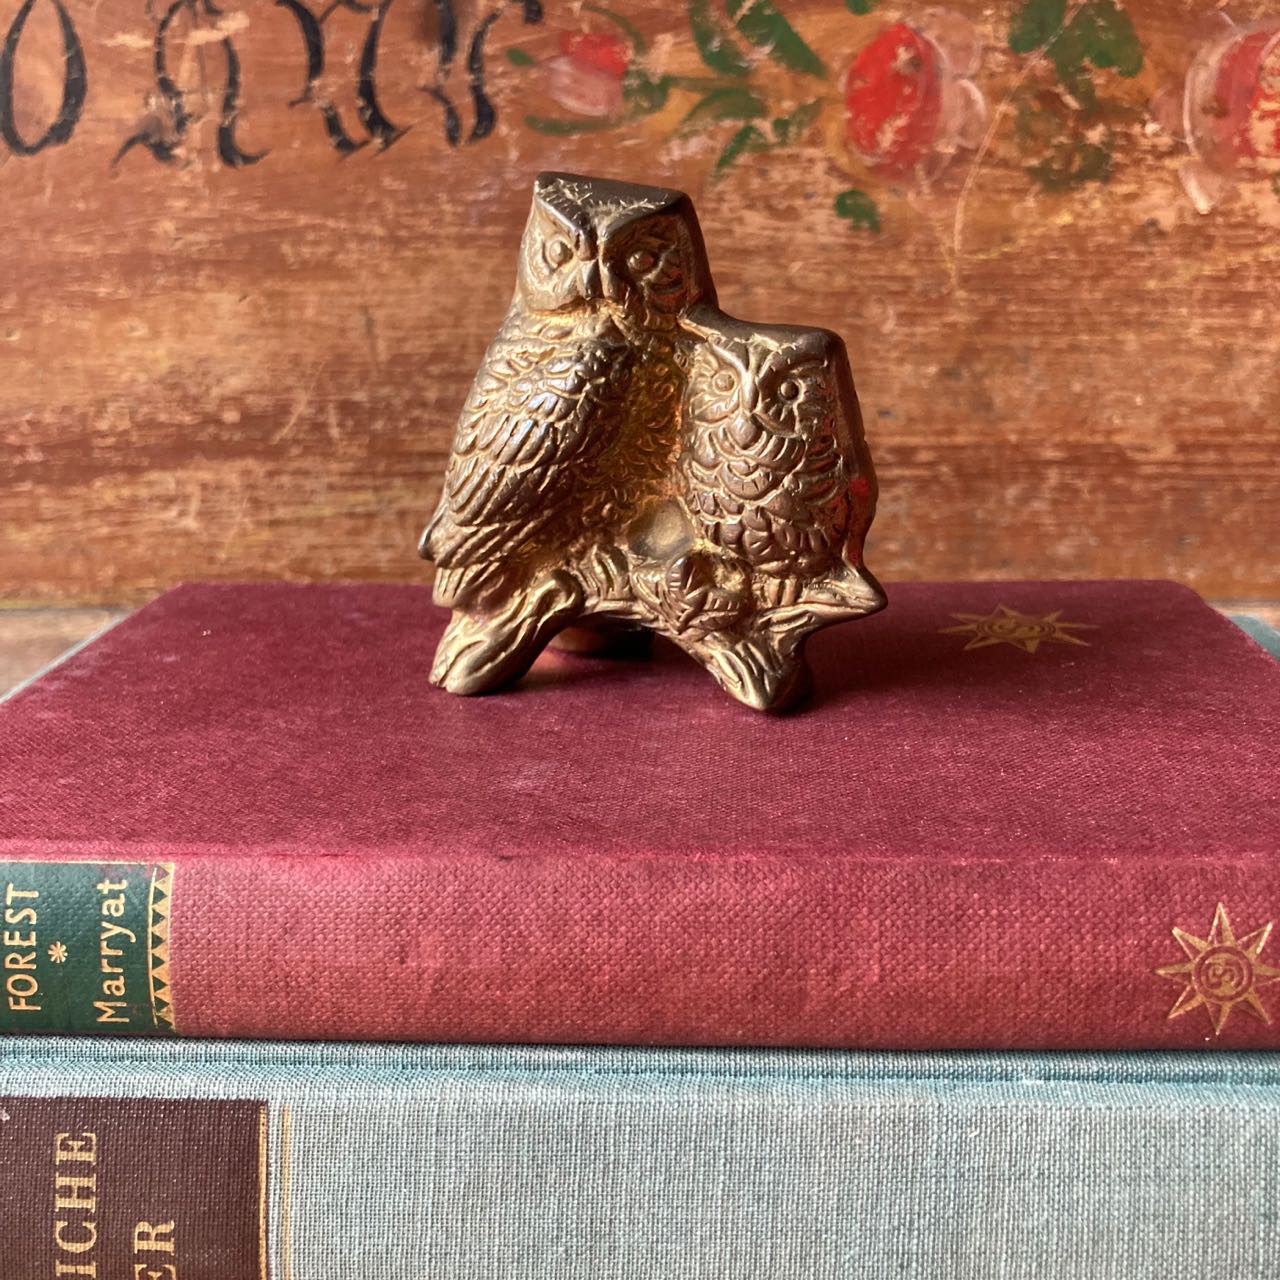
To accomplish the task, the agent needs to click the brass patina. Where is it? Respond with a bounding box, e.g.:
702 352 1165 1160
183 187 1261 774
420 172 884 710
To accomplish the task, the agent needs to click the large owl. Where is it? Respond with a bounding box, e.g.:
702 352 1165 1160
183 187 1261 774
420 172 716 695
651 307 885 708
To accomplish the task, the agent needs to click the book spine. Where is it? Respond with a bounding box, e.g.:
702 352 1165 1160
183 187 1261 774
3 847 1280 1048
2 1039 1280 1278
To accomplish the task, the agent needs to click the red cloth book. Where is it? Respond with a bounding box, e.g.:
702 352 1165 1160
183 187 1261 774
1 581 1277 1049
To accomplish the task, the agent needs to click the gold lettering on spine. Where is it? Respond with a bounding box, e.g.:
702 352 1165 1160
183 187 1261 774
101 922 136 947
94 880 133 1020
132 1221 176 1253
54 1220 98 1253
55 1176 97 1211
4 883 41 1011
133 1220 178 1279
54 1132 98 1161
53 1130 98 1275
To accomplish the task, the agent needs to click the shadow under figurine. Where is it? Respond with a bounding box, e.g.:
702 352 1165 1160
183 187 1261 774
419 172 885 711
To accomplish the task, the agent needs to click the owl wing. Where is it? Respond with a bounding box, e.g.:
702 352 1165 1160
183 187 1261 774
422 314 631 579
685 405 850 577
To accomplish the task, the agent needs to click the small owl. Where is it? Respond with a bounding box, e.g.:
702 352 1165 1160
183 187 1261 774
420 172 716 694
659 307 885 707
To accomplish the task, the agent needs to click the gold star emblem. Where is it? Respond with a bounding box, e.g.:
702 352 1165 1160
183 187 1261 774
1156 904 1280 1035
47 941 68 964
939 605 1096 653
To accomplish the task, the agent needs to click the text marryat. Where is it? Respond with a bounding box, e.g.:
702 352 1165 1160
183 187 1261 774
94 877 138 1025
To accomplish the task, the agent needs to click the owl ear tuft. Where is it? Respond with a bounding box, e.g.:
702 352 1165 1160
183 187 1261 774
679 306 727 342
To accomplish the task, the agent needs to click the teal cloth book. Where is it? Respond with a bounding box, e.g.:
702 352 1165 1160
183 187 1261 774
1 1037 1279 1279
1232 612 1280 659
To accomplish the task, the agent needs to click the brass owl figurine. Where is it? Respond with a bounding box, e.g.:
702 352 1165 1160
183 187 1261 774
420 172 884 711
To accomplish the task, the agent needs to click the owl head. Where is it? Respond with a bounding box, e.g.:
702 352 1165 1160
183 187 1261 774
683 308 863 449
514 173 717 326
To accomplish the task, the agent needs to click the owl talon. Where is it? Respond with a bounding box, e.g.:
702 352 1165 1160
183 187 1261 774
767 564 886 624
697 633 809 713
429 572 584 695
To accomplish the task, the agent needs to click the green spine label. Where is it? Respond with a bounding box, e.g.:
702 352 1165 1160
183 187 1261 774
0 861 176 1034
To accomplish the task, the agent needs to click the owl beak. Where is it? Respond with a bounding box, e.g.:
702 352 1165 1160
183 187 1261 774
579 260 603 301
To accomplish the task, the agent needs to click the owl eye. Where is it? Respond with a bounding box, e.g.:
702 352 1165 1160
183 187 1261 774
545 238 573 269
627 248 657 274
711 370 737 393
777 378 801 401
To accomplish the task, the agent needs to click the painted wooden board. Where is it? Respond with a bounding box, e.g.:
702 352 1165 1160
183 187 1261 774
1 0 1276 602
0 608 122 692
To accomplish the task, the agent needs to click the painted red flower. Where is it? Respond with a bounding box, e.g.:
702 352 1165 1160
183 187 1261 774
559 32 630 82
1186 21 1280 177
843 16 986 179
845 23 942 176
545 29 630 118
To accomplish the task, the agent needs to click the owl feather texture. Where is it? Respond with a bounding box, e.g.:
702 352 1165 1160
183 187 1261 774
420 172 884 710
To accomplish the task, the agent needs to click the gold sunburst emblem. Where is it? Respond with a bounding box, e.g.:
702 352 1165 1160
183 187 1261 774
1156 904 1280 1035
939 605 1096 653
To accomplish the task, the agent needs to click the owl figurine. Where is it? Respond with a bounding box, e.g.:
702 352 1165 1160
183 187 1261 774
628 307 885 709
421 173 886 711
419 172 716 694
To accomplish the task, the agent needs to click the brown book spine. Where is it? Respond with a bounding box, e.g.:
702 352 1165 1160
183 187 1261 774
0 1095 268 1280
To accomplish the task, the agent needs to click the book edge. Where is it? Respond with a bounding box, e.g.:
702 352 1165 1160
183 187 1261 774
5 1034 1280 1087
0 612 131 706
1227 613 1280 660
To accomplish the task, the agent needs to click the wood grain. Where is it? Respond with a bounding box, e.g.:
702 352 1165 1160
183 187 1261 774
0 608 123 692
1 0 1277 603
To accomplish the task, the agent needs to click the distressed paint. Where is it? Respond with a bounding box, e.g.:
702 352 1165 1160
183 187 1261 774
0 0 1276 603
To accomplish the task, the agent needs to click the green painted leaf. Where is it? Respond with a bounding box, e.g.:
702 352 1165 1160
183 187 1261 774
505 47 536 67
1059 67 1100 112
669 74 745 91
1046 20 1087 79
524 114 629 136
844 0 876 12
1008 0 1065 54
1012 0 1143 80
687 0 753 76
1026 138 1112 189
715 122 769 172
583 2 647 54
682 87 767 128
771 98 821 143
622 70 672 113
1069 0 1143 78
1013 94 1055 148
725 0 826 78
1074 141 1113 181
834 188 881 232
